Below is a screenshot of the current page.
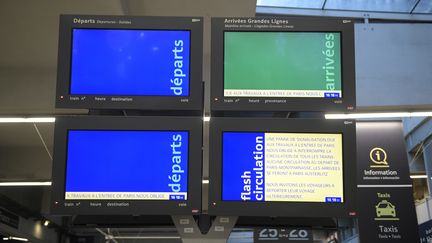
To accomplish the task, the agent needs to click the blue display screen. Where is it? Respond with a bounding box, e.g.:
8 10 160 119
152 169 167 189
70 29 190 96
222 132 344 203
65 130 189 201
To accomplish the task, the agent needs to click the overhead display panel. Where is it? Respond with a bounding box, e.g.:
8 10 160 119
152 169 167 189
51 116 202 215
56 15 203 111
209 118 357 217
211 17 356 112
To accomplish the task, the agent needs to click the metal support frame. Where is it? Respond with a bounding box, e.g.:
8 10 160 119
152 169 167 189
96 228 181 242
321 0 328 10
410 0 422 14
172 216 238 243
423 136 432 196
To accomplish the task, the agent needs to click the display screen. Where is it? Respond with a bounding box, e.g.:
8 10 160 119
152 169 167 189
222 132 344 203
70 29 190 96
224 32 342 98
65 130 188 201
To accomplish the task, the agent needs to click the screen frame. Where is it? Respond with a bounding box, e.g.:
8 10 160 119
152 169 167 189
51 116 202 215
211 17 356 112
208 117 357 217
56 15 203 111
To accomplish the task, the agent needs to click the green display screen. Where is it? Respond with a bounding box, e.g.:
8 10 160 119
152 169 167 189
224 32 342 98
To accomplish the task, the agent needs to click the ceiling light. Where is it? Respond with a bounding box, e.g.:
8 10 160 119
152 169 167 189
0 182 52 186
3 237 29 241
410 175 427 179
202 179 209 184
0 117 55 123
203 116 211 122
43 220 50 227
325 112 432 119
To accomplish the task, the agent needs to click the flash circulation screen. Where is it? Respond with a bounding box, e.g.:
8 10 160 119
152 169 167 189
70 29 190 96
222 132 344 203
65 130 188 201
223 32 342 98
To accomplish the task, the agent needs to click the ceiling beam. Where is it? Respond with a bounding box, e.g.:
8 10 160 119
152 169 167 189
410 0 421 14
322 0 328 10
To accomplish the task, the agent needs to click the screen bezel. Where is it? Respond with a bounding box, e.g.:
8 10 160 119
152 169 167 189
208 118 357 217
211 17 356 112
56 15 203 111
51 116 202 215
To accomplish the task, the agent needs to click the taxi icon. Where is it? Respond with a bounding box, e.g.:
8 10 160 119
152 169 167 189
375 200 396 217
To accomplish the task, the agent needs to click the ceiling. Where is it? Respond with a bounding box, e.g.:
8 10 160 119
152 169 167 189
257 0 432 14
